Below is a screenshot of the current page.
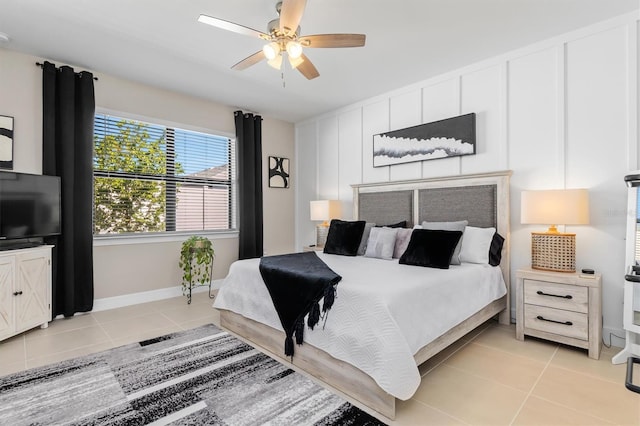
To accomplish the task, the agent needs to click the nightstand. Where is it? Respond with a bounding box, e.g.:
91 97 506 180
303 245 324 252
516 267 602 359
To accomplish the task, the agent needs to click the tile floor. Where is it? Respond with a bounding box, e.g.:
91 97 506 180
1 293 639 425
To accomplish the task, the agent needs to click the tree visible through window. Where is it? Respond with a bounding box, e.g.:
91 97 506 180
93 114 234 235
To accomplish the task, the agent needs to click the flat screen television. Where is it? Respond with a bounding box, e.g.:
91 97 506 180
0 172 61 240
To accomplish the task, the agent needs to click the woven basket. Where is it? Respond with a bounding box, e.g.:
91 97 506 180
531 232 576 272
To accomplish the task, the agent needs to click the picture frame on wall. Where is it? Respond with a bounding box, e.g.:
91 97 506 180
373 113 476 167
0 115 14 170
268 156 290 188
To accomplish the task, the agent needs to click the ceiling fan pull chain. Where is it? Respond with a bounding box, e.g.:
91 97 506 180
282 72 285 88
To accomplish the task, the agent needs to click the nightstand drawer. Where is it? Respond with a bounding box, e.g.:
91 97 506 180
523 279 588 313
524 304 588 340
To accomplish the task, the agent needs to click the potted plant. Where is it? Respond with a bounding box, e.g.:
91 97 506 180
179 236 215 302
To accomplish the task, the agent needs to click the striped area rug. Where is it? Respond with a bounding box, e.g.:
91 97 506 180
0 323 386 425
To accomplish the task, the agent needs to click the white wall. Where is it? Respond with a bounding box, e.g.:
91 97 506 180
0 47 295 301
295 12 639 342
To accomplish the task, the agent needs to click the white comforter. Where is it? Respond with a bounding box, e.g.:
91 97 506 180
213 252 506 400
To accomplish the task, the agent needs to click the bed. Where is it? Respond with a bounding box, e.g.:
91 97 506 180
213 170 511 421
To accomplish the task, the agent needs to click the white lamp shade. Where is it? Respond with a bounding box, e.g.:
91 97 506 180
288 54 304 69
310 200 341 223
521 189 589 226
262 42 280 60
286 41 303 59
267 54 283 70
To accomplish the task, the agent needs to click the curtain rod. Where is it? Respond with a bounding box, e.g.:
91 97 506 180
35 62 98 81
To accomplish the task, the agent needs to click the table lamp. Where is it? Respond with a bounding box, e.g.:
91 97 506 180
310 200 340 247
521 189 589 272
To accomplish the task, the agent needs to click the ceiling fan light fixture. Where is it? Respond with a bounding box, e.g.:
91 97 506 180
288 54 304 69
201 0 366 80
263 42 281 60
267 54 283 70
286 41 303 59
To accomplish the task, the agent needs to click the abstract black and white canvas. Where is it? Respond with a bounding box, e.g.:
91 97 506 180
373 113 476 167
0 115 14 170
268 156 290 188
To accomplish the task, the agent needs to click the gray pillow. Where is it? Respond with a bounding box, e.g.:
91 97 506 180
357 222 376 255
364 227 398 260
420 220 468 265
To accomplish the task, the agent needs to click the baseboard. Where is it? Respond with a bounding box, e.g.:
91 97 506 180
92 279 224 312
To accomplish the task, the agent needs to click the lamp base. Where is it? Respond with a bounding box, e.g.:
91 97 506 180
316 225 329 247
531 232 576 273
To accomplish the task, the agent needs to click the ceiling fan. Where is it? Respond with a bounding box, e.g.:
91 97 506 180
197 0 366 80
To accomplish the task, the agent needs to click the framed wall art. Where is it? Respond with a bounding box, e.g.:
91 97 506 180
268 156 290 188
373 113 476 167
0 115 14 170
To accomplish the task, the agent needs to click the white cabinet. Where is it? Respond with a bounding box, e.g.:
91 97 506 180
0 245 52 342
516 267 602 359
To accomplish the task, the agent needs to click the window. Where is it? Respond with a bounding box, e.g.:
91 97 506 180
93 114 235 236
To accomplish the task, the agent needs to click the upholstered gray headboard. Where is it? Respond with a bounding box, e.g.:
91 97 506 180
353 173 509 233
418 185 497 228
358 190 413 227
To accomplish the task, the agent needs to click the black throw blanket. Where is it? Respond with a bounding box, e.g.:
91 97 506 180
259 251 342 357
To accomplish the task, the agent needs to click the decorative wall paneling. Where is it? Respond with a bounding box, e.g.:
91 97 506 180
294 121 319 249
338 109 363 219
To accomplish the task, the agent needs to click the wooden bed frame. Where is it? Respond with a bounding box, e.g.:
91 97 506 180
218 170 512 421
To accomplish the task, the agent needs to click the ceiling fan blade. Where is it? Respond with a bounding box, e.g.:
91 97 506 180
300 34 366 48
198 14 270 40
279 0 306 35
296 53 319 80
232 51 266 70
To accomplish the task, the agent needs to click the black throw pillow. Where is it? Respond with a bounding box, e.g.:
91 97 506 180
399 229 463 269
489 232 505 266
324 219 366 256
376 220 407 228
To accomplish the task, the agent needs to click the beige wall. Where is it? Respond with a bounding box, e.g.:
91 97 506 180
0 47 295 300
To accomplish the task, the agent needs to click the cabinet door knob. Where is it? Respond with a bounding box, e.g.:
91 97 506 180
13 291 23 296
537 290 572 299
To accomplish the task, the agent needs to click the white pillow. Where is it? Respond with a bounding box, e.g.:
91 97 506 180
365 227 398 260
459 226 496 264
393 228 413 258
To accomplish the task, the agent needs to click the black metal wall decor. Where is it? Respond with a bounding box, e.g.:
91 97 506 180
268 156 290 188
0 115 14 170
373 113 476 167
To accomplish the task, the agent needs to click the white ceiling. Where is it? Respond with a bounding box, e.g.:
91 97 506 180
0 0 637 123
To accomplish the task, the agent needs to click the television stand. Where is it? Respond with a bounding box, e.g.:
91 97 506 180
0 239 45 251
0 245 53 342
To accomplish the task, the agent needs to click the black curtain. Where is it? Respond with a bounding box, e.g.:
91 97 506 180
42 61 95 317
234 110 263 260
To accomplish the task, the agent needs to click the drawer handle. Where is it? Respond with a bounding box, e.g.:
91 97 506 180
536 315 572 326
12 291 23 296
536 290 572 300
